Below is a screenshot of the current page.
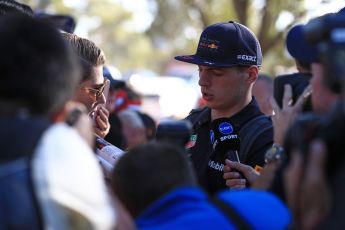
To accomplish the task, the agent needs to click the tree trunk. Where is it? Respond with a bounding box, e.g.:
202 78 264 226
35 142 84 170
232 0 249 25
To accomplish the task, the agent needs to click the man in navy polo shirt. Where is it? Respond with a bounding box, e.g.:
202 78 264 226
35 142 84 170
175 21 273 195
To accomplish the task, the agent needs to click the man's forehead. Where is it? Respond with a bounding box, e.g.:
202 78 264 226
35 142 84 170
88 65 105 85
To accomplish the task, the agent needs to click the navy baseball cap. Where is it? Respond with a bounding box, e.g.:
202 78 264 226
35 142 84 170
35 12 76 33
103 66 125 89
286 24 318 63
175 21 262 68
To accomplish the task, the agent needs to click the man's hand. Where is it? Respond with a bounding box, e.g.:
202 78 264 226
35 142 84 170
284 140 331 229
270 84 311 145
94 106 111 138
223 159 259 189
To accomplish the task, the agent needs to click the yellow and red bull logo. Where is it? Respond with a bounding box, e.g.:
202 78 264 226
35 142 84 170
208 43 219 49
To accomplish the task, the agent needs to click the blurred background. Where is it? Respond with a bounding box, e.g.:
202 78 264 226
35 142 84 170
21 0 345 121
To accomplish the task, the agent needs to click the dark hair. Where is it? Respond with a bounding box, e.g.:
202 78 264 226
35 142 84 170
137 112 156 141
111 142 196 217
295 59 311 72
0 0 33 17
0 15 80 116
62 32 105 82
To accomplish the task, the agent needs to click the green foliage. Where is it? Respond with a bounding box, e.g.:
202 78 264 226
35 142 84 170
21 0 308 76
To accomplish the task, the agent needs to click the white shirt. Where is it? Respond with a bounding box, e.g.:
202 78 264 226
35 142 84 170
32 123 116 230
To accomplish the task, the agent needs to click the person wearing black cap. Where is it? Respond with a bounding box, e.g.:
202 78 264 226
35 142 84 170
175 21 273 195
282 23 339 115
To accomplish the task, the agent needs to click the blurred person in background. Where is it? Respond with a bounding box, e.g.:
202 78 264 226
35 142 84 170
111 142 291 230
136 111 156 141
117 109 147 150
252 74 274 115
0 14 116 229
0 0 33 17
104 67 156 149
34 12 76 33
282 23 339 115
104 66 127 149
274 24 314 113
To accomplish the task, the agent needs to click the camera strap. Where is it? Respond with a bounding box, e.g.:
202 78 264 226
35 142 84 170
210 196 253 230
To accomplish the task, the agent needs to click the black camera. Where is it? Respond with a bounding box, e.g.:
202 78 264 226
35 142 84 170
155 120 192 147
283 106 345 176
304 13 345 93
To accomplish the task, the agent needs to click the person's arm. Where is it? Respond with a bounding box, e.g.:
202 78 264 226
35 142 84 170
270 84 311 145
224 84 311 190
284 140 330 229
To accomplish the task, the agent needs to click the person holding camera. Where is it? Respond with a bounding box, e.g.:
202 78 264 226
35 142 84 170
175 21 273 195
273 24 314 113
280 11 345 229
283 23 339 115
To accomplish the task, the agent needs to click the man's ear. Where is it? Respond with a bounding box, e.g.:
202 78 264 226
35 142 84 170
245 66 259 84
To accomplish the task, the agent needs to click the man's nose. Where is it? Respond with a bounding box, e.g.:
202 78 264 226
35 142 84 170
98 92 106 104
198 71 211 86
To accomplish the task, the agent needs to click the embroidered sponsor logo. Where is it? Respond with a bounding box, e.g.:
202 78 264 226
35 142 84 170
208 43 219 49
237 54 257 62
186 134 197 148
198 37 220 52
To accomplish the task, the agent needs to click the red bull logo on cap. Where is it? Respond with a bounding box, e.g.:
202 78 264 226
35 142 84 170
198 38 220 52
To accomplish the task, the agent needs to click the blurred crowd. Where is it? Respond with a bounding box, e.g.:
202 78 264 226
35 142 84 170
1 0 345 230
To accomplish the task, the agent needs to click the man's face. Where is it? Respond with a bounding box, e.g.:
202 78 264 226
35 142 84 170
74 65 109 116
198 65 248 111
310 63 338 114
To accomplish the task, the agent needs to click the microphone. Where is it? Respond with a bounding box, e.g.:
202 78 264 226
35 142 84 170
210 118 241 162
156 120 192 148
210 118 244 180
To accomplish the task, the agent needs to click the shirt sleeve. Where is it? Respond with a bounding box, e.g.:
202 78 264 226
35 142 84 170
32 123 116 230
